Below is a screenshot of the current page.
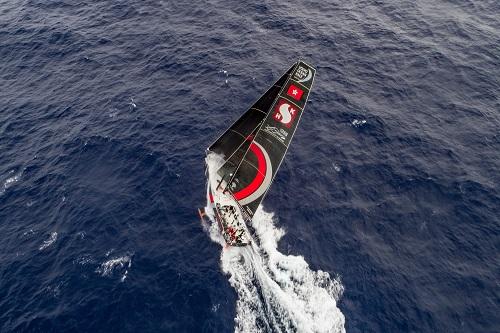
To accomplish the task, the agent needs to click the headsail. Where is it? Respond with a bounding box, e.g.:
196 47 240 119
226 61 316 218
208 61 316 219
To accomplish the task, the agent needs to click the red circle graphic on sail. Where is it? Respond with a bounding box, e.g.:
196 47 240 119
233 142 266 201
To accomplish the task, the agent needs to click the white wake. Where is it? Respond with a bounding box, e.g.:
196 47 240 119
205 208 345 333
204 155 345 332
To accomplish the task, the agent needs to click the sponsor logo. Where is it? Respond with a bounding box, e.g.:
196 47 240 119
273 100 298 128
263 125 288 143
294 65 313 83
287 84 304 101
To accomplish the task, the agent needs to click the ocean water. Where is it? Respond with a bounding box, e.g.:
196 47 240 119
0 0 499 332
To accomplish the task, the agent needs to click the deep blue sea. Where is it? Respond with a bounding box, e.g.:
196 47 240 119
1 0 499 332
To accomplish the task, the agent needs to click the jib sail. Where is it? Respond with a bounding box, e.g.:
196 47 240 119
208 61 316 220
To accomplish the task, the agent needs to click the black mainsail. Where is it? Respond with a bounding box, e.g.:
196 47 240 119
208 65 294 185
207 61 316 222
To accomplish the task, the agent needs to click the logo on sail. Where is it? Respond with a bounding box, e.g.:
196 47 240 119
263 125 288 143
293 65 312 83
287 84 304 101
273 99 298 128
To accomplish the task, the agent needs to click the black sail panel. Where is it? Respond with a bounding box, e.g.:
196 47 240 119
214 126 256 187
227 61 316 218
207 65 294 183
209 108 263 158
